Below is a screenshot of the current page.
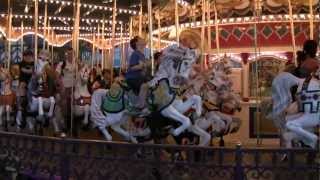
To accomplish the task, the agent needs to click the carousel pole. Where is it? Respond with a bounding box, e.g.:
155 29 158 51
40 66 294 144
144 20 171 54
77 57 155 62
111 0 117 82
43 1 48 50
288 0 297 65
7 7 12 68
71 0 81 137
119 23 123 73
102 17 105 69
157 10 161 50
148 0 154 76
92 31 95 69
139 1 143 37
207 1 211 52
206 0 211 69
175 0 179 43
253 0 262 146
308 0 314 40
213 1 220 57
201 0 206 69
47 20 50 50
51 26 54 64
34 0 39 66
20 21 24 60
98 23 101 68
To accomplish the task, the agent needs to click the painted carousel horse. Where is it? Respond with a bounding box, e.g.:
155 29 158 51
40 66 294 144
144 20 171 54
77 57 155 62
179 61 241 146
269 59 320 149
74 64 91 127
26 64 59 134
91 44 203 143
0 66 16 130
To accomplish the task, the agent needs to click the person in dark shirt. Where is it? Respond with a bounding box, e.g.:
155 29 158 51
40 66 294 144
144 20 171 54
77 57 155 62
16 50 34 128
125 36 147 95
19 50 34 83
290 40 318 101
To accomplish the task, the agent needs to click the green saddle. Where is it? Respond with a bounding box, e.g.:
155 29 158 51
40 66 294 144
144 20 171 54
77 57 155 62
101 83 125 113
147 78 176 112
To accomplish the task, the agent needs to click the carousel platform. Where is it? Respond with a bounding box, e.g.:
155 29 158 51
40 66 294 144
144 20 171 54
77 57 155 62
0 131 318 180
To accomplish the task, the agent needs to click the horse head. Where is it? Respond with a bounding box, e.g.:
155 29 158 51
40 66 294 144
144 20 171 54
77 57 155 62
79 64 90 84
156 45 198 88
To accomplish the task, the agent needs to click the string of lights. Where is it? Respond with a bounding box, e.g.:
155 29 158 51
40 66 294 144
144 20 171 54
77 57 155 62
37 0 138 15
0 13 124 25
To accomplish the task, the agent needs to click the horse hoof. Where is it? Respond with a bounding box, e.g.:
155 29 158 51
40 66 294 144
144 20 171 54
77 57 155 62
130 137 138 144
60 133 67 138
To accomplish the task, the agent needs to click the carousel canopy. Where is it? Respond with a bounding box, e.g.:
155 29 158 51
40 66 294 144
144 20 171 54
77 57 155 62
0 0 319 49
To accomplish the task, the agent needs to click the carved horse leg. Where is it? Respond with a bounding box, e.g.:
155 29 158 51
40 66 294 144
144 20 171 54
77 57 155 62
286 113 319 148
188 125 211 146
161 105 191 137
173 95 202 117
0 105 3 127
83 104 90 125
98 126 112 141
38 97 44 116
5 105 11 126
47 96 55 118
111 123 138 143
104 112 138 143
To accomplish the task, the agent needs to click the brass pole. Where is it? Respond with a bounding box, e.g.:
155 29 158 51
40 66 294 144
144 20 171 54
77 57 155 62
71 0 81 137
213 1 220 57
92 32 95 69
7 8 12 68
175 0 179 43
21 21 24 59
201 0 206 69
102 17 105 69
288 0 297 66
51 26 54 64
34 0 39 66
309 0 314 39
120 23 123 73
47 20 50 50
139 1 143 37
207 1 211 52
148 0 154 76
43 2 48 50
111 0 117 82
157 10 161 50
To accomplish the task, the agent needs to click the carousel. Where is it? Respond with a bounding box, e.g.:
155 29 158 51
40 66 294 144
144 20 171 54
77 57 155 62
0 0 319 179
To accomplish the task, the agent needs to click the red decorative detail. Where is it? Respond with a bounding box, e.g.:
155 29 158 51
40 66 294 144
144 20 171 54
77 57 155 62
209 23 311 49
240 53 249 64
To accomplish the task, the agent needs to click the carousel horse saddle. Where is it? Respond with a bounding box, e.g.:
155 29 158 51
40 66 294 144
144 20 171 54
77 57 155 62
147 78 176 112
101 85 125 113
75 96 91 106
296 77 320 113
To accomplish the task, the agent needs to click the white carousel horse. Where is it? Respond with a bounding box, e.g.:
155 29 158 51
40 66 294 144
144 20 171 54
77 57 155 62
180 59 241 146
26 64 60 134
91 44 203 143
0 67 16 130
74 64 91 126
269 71 320 149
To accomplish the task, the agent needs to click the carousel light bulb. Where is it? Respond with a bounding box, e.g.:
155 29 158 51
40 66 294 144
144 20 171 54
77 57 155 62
83 4 87 7
67 2 71 5
94 6 97 9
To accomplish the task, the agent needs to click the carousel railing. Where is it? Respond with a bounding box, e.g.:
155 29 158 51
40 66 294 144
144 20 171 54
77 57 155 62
0 131 319 180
